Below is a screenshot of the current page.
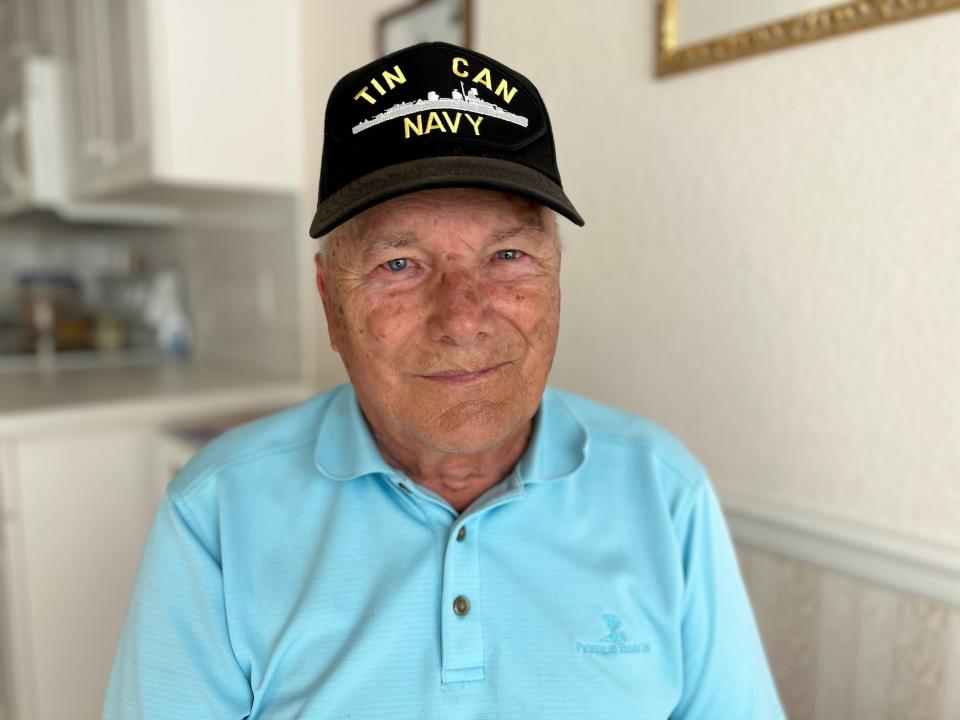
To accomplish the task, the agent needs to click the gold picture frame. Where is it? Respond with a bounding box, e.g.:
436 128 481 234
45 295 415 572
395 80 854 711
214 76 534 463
657 0 960 76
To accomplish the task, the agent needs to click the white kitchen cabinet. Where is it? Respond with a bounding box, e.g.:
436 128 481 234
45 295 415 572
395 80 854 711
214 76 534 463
0 370 308 720
0 427 159 720
59 0 301 201
67 0 150 199
0 439 20 720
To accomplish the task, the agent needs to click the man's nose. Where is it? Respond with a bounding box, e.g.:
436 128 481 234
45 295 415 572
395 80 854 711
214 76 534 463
426 268 492 346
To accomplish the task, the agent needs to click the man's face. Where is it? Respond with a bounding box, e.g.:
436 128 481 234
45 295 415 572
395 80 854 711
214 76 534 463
316 187 561 455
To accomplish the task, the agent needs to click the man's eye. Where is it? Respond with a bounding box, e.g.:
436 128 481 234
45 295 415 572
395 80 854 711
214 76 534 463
384 258 408 272
495 249 521 261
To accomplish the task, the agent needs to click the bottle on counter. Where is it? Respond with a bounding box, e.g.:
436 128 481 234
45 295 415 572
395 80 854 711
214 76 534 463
17 271 95 355
143 269 192 356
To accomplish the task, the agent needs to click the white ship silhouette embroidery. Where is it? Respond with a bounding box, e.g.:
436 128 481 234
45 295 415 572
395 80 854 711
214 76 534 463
352 83 528 135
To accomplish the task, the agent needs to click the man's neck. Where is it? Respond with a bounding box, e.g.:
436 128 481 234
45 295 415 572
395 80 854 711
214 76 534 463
371 420 533 513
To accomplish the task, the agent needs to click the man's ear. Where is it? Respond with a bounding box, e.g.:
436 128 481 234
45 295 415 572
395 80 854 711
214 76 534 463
314 252 340 353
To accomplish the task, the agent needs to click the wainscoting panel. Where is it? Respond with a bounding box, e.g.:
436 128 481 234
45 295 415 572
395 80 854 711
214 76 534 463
724 491 960 720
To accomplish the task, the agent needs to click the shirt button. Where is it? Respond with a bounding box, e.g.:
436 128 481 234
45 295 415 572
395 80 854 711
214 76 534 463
453 595 470 616
456 526 466 542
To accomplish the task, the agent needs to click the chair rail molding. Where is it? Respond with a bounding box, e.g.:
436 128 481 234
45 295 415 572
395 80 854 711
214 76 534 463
719 490 960 608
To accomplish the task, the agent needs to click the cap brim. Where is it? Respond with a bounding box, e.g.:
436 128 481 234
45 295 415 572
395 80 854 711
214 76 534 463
309 155 584 238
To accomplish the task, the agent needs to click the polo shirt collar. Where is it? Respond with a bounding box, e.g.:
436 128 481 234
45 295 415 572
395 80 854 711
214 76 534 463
517 387 588 485
314 384 396 481
314 384 588 485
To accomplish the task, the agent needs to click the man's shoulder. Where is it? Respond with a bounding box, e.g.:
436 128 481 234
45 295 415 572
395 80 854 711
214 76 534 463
546 386 707 486
167 384 346 500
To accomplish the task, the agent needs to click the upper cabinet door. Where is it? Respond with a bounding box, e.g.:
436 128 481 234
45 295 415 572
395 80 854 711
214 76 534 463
70 0 106 176
100 0 148 164
67 0 149 196
65 0 299 201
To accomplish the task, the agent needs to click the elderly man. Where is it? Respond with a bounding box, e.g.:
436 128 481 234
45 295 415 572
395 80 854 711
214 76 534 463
104 43 784 719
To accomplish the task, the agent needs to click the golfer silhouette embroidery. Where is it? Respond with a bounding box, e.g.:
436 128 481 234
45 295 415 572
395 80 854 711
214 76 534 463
576 613 649 654
600 613 626 643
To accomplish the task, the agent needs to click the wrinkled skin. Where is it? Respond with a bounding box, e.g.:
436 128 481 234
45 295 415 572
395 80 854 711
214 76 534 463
315 188 561 511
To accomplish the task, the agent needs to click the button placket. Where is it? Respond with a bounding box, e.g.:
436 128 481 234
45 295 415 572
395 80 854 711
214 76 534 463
439 518 484 684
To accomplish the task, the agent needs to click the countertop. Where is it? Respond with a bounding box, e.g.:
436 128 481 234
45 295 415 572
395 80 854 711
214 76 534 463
0 359 312 434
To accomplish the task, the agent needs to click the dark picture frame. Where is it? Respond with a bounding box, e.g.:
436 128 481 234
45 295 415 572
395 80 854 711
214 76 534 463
377 0 472 57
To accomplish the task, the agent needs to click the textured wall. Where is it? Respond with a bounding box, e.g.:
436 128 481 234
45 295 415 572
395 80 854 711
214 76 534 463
471 1 960 548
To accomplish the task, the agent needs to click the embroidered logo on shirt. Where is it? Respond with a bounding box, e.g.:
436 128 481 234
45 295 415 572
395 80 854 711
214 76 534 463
575 614 650 655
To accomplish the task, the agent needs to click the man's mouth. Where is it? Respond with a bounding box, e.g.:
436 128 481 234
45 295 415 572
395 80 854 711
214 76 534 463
419 361 511 385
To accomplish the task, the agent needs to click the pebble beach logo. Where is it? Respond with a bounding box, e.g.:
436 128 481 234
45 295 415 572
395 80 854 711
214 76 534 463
575 614 651 655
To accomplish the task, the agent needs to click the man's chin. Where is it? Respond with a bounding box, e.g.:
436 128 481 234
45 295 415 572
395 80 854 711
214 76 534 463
414 399 527 454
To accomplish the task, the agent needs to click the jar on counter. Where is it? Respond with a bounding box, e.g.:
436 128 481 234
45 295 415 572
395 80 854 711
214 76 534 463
17 272 95 354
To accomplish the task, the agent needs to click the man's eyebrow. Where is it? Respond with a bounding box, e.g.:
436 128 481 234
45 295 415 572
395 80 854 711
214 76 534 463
490 221 546 244
359 231 420 259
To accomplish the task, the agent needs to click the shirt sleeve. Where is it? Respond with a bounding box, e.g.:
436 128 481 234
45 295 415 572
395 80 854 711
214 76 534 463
102 488 253 719
670 479 786 719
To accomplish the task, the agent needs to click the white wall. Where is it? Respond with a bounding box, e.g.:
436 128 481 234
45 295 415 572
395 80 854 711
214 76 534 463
299 0 398 388
479 1 960 549
299 1 960 548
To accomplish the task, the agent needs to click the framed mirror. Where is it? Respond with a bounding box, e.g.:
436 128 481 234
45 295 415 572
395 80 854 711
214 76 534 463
657 0 960 76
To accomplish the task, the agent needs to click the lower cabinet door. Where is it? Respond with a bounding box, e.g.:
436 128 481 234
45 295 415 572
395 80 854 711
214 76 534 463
12 427 158 720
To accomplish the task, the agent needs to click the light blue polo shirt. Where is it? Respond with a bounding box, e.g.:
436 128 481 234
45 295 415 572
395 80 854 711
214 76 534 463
104 383 784 719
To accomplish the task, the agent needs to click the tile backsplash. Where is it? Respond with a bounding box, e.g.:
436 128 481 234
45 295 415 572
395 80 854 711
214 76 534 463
0 217 187 358
181 196 302 379
0 217 185 317
0 197 301 378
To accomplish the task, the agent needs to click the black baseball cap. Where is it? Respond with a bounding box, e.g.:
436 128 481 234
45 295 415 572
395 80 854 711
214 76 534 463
309 42 584 237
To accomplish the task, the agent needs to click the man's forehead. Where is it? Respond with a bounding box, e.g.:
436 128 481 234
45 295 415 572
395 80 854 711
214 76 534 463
344 188 548 242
